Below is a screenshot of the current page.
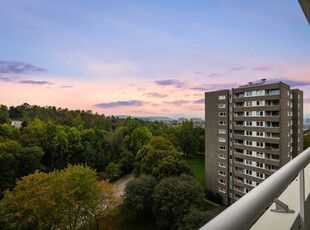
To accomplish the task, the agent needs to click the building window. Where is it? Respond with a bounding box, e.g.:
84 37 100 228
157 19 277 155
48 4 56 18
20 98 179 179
219 171 226 176
246 91 252 97
219 120 226 125
246 111 253 116
219 154 226 159
219 146 226 151
256 172 264 179
246 141 252 146
219 187 226 193
219 95 226 100
219 104 226 108
219 129 226 134
219 112 226 117
219 162 226 168
256 90 264 96
219 137 226 142
219 179 226 185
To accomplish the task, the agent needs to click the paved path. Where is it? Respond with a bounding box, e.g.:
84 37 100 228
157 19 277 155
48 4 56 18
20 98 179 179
114 173 134 197
206 205 226 219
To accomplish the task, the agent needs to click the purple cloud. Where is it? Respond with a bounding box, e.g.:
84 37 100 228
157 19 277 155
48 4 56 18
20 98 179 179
269 79 310 87
155 79 186 88
190 87 208 91
253 66 272 71
190 83 237 91
209 73 221 77
164 100 189 105
195 72 203 74
230 67 246 71
194 98 204 104
61 85 73 88
0 60 47 74
95 100 143 108
19 80 51 85
0 76 13 82
144 92 168 98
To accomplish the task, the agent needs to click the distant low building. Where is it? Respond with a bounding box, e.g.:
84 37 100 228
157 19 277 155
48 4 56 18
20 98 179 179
178 117 188 124
11 120 22 128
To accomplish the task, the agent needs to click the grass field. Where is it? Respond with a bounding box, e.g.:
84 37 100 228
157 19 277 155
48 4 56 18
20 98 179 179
201 199 217 211
185 156 205 187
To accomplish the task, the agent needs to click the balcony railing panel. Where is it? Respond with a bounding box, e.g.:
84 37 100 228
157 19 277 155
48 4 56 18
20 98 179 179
200 147 310 230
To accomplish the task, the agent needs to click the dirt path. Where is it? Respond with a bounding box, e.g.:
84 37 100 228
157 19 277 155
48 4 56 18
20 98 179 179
114 173 134 197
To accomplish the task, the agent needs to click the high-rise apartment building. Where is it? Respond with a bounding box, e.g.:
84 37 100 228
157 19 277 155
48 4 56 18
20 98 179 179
205 80 303 206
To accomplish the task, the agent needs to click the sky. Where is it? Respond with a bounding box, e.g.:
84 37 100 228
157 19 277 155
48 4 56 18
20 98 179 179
0 0 310 119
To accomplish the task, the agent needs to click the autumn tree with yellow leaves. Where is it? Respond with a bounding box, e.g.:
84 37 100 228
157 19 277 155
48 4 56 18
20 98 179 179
0 165 120 230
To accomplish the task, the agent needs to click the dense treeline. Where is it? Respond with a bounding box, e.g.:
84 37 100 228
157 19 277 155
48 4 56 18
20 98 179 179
0 104 205 199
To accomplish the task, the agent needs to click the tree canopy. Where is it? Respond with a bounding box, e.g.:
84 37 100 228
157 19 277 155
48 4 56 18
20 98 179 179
0 165 120 230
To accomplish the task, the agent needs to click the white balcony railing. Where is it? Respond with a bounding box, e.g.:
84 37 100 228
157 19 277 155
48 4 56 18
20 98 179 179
200 147 310 230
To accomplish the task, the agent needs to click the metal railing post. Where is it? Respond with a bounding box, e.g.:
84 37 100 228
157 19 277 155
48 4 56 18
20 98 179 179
299 168 305 230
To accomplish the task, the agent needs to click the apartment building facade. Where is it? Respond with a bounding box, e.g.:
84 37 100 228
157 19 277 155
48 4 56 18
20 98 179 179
205 80 303 205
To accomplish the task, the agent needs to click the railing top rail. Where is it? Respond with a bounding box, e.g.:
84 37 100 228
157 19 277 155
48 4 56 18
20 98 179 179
200 147 310 230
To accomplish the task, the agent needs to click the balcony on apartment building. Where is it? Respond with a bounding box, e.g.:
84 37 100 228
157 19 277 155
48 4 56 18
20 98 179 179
200 147 310 230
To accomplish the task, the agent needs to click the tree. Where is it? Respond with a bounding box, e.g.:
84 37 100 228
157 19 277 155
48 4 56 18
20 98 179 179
119 150 135 175
123 126 153 155
123 175 157 217
0 165 120 230
178 208 209 230
0 105 9 124
152 174 203 230
135 137 190 179
177 121 199 156
0 124 20 140
90 180 120 230
0 140 20 197
104 162 122 181
304 133 310 150
17 146 44 178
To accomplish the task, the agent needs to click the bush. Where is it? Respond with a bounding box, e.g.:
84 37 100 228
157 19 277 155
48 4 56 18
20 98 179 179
178 208 210 230
152 174 203 230
123 175 157 217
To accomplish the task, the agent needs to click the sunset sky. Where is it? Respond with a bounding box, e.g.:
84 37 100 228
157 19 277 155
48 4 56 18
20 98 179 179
1 0 310 119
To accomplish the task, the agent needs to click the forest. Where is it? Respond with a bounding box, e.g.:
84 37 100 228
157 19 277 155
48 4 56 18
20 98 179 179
0 103 208 230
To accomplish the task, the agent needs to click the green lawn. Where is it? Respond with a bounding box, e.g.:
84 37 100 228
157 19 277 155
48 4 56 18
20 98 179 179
185 156 205 187
201 199 217 211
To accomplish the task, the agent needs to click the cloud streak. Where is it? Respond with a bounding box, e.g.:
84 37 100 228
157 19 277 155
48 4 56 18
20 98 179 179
163 100 190 105
61 85 74 88
253 66 272 71
144 92 168 98
19 80 51 85
95 100 144 108
190 83 238 91
155 79 186 88
0 60 47 74
194 98 204 104
230 67 246 71
270 79 310 87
